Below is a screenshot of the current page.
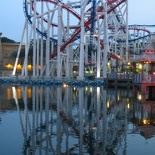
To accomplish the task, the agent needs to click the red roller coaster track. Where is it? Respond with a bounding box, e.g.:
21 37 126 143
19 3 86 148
28 0 126 60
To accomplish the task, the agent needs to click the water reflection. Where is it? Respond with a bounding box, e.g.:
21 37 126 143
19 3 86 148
0 85 155 154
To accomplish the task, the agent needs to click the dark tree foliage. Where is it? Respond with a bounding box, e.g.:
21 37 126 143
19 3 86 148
1 37 17 43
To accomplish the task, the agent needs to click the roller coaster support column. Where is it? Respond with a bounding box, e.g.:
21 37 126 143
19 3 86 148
12 21 27 77
125 0 129 62
57 1 62 78
40 2 44 76
25 18 29 77
96 17 101 78
45 12 51 77
77 2 85 80
103 3 108 79
32 0 37 77
66 4 71 78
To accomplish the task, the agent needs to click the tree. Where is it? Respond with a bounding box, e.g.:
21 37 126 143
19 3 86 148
1 37 16 43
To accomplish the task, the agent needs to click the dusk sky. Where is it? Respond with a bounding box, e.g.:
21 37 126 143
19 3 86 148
0 0 155 42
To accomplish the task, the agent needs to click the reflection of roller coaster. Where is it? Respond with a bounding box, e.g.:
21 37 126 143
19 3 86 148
12 86 131 154
12 0 155 79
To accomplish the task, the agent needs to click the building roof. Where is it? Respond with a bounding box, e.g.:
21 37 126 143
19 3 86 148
131 44 155 63
132 53 155 62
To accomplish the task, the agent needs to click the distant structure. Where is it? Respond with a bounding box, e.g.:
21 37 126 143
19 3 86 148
0 33 22 76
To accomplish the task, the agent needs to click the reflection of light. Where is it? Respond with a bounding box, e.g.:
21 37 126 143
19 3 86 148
97 87 100 95
127 103 130 109
73 87 76 91
107 101 110 108
7 88 12 99
63 83 68 88
85 87 88 91
90 87 93 93
27 88 32 98
117 95 120 101
12 87 18 104
16 88 22 99
92 126 97 130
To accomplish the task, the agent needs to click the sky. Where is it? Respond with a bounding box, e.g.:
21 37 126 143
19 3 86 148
0 0 155 42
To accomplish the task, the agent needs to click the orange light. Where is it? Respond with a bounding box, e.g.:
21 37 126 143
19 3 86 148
6 64 13 69
27 64 32 71
17 64 22 70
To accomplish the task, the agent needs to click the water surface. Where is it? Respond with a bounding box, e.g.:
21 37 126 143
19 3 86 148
0 85 155 155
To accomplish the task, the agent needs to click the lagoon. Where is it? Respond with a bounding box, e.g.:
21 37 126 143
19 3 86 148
0 84 155 155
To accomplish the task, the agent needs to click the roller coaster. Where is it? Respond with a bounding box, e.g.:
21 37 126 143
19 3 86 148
12 0 155 80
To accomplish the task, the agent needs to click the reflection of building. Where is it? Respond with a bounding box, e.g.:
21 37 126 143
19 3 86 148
132 86 155 140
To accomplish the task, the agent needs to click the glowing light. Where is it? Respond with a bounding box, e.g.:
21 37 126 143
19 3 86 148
138 64 142 69
138 94 142 100
127 103 130 109
6 64 13 69
107 62 110 67
143 119 150 124
27 64 32 71
17 64 22 70
107 101 110 108
63 83 68 88
143 120 150 125
143 120 147 124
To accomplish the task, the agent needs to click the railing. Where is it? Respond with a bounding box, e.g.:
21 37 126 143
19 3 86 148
107 73 155 83
134 74 155 83
107 73 133 80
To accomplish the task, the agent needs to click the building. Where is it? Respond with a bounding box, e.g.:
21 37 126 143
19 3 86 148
0 33 24 76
